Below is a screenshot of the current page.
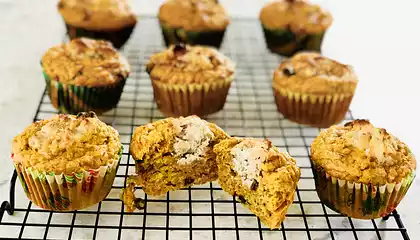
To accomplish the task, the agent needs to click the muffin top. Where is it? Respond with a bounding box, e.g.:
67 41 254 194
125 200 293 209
260 0 332 34
41 38 130 87
311 120 416 185
11 112 122 175
130 116 228 164
147 44 235 84
58 0 137 30
159 0 229 31
273 52 357 95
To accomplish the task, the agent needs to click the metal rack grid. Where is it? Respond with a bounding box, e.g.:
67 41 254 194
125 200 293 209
0 17 411 240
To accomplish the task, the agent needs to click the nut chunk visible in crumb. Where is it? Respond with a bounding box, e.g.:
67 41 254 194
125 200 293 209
215 138 300 229
172 116 215 164
122 116 229 212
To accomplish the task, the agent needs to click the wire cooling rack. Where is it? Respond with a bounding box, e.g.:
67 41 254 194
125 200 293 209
0 17 411 240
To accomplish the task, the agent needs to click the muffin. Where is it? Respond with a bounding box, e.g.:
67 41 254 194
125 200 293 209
147 44 235 117
214 138 300 229
260 0 332 56
11 112 122 211
272 52 357 128
57 0 137 49
158 0 230 48
41 38 130 114
121 116 228 212
311 120 416 219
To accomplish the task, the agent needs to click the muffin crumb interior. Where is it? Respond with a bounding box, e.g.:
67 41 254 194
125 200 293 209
172 116 215 164
231 140 268 188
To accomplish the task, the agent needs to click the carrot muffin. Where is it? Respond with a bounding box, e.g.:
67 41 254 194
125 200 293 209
159 0 230 48
272 52 357 127
260 0 332 56
311 120 416 219
214 138 300 229
41 38 130 114
58 0 137 48
121 116 228 212
147 44 235 117
11 112 122 211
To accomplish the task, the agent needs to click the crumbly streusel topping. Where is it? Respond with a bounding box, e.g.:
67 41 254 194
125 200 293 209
147 44 235 84
12 112 122 174
159 0 229 31
273 52 357 94
58 0 137 30
311 119 416 185
41 38 130 87
172 116 215 164
260 0 332 34
231 138 298 189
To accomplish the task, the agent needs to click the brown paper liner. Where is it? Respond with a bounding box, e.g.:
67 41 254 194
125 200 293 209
152 78 233 117
311 163 416 219
272 86 353 128
14 159 119 211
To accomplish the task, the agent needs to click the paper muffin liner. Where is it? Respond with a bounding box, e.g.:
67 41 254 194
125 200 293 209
272 86 353 128
65 23 136 49
311 163 416 219
13 157 120 211
160 22 226 48
262 26 325 56
43 71 126 115
151 78 233 117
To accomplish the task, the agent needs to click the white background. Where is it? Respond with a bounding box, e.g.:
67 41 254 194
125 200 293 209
0 0 419 238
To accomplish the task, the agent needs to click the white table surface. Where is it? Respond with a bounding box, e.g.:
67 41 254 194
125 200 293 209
0 0 419 239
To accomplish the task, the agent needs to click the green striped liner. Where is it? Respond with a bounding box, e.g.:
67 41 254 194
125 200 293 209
65 23 136 49
160 21 226 48
311 163 416 219
262 25 325 56
43 71 126 114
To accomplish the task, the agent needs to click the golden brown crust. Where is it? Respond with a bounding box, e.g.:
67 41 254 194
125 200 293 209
58 0 137 30
273 52 357 95
129 116 229 196
259 0 332 34
41 38 130 87
311 119 416 185
159 0 229 31
214 138 300 229
147 44 235 84
11 112 122 175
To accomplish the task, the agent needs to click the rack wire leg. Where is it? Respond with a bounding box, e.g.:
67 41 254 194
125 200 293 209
382 214 391 221
0 170 18 221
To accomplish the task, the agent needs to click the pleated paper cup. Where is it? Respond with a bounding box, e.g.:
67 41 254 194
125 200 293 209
159 21 226 48
152 77 233 117
262 26 325 56
311 163 416 219
43 71 126 115
14 158 120 211
65 23 136 49
272 86 353 128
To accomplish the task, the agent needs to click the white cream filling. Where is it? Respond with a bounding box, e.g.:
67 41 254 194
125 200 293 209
231 142 268 188
172 116 214 165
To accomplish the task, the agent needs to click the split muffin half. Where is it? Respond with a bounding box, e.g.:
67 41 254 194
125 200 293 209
121 116 228 212
214 138 301 229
